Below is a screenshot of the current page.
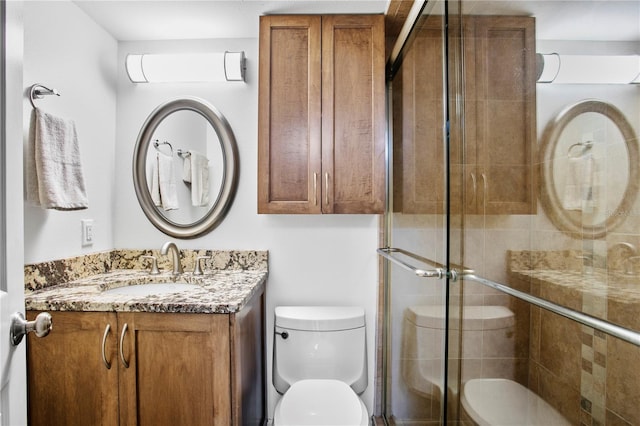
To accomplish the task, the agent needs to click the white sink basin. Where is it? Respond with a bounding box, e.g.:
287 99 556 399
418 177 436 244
103 282 196 297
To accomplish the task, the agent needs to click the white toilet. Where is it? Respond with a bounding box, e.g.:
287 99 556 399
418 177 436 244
273 306 369 426
402 305 570 426
461 378 570 426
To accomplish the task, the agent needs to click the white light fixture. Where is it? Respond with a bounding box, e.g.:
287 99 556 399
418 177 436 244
126 51 245 83
536 53 640 84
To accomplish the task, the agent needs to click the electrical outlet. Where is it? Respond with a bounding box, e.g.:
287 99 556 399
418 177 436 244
82 219 94 246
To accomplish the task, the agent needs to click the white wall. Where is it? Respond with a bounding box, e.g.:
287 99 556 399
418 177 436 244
115 38 380 417
23 1 117 262
22 3 381 419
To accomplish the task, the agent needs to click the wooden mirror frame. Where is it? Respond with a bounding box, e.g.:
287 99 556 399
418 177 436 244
539 99 639 239
132 97 239 238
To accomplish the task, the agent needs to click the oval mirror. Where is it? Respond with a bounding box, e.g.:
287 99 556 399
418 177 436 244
539 99 639 238
133 97 239 238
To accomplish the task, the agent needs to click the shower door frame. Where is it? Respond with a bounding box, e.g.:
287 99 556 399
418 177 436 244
380 0 461 423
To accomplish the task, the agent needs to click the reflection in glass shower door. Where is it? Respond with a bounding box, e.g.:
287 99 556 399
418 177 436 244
385 1 640 425
384 0 461 424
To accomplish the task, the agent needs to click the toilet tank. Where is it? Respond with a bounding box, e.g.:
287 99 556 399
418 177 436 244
273 306 367 395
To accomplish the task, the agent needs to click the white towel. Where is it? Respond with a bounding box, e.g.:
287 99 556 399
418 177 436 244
26 108 89 210
182 152 192 183
188 150 209 207
563 151 598 212
148 152 179 210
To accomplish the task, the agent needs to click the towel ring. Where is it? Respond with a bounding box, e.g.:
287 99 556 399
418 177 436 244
152 140 173 155
29 84 60 109
567 140 593 158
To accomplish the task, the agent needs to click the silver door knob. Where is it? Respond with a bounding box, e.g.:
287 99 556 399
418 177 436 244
10 312 52 346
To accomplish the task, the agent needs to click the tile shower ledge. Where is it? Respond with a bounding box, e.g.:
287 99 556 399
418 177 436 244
508 268 640 304
24 269 268 314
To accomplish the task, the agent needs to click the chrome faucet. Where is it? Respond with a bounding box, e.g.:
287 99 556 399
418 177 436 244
160 241 183 274
607 242 638 274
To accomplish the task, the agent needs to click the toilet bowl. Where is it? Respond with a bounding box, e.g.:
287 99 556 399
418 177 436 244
402 305 515 399
274 379 368 426
272 306 369 426
461 378 571 426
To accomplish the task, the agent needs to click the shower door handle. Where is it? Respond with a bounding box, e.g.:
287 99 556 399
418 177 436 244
377 248 457 280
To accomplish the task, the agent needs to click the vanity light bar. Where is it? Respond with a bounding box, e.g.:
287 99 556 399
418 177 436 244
126 51 246 83
536 53 640 84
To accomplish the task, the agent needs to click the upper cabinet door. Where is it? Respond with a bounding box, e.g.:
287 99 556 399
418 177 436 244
321 15 386 214
258 14 385 214
469 16 537 215
258 15 322 214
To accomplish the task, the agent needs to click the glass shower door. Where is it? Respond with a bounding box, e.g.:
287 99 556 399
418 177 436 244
382 0 462 423
383 1 640 425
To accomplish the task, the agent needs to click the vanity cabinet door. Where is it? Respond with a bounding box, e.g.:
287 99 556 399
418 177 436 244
258 14 385 214
117 312 231 426
26 311 119 426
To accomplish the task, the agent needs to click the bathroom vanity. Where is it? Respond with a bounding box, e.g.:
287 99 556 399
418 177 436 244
24 250 267 426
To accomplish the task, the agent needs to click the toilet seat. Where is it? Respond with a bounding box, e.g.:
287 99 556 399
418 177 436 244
274 379 368 426
461 378 570 426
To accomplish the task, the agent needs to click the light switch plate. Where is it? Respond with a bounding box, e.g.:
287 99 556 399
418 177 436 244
81 219 94 246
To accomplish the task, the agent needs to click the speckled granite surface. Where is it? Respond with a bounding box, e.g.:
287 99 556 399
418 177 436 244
508 250 640 304
25 250 268 314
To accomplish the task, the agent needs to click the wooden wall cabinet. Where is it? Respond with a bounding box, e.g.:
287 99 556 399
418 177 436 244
27 290 265 426
394 15 536 215
464 16 536 215
393 16 446 214
258 15 386 214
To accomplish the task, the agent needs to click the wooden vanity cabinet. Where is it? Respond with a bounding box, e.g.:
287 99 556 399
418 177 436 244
258 14 386 214
26 311 119 426
117 313 232 425
26 289 265 426
394 15 536 215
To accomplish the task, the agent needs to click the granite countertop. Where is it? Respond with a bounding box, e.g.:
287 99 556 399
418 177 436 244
508 250 640 304
25 269 267 314
508 268 640 304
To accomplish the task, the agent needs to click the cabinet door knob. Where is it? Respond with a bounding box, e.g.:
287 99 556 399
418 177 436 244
102 324 112 370
10 312 52 346
119 323 130 368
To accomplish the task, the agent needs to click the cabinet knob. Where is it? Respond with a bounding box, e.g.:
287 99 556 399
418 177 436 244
10 312 52 346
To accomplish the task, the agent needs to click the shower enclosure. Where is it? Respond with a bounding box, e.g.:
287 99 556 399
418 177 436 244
379 0 640 424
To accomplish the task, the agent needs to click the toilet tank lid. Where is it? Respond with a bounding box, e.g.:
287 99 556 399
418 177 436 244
405 305 514 330
275 306 365 331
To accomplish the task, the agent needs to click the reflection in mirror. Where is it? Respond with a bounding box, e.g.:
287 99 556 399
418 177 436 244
133 97 238 239
552 112 628 227
540 100 639 238
145 110 224 225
